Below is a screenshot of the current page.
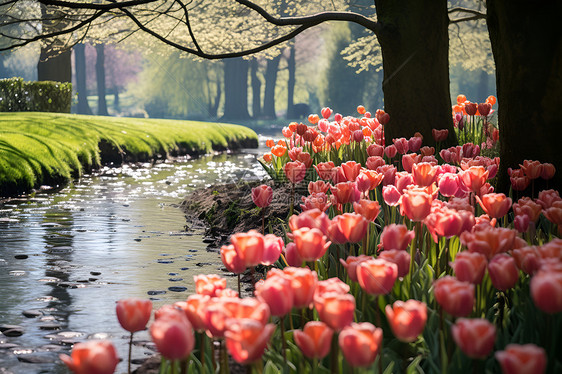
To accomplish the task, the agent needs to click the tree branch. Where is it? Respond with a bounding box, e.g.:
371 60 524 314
235 0 379 32
450 15 486 24
38 0 158 10
448 7 486 17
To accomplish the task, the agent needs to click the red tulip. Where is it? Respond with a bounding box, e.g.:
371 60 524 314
150 309 194 360
530 266 562 314
339 323 383 368
366 156 385 170
225 319 276 365
367 144 384 157
60 340 119 374
451 318 496 359
393 137 409 155
255 275 294 316
230 230 265 267
284 160 307 184
293 321 334 359
400 188 432 222
221 244 246 274
380 224 415 251
476 193 512 219
408 136 422 153
513 197 542 223
384 144 398 158
401 153 422 173
377 164 397 186
321 107 332 119
433 276 474 317
450 251 487 284
385 300 427 342
477 102 492 117
540 163 556 180
379 249 411 278
357 259 398 295
465 102 477 116
520 160 543 180
488 254 519 291
432 128 449 142
438 173 460 197
337 213 368 243
495 344 547 374
116 298 152 333
316 293 355 331
194 274 226 297
293 227 330 261
251 185 273 208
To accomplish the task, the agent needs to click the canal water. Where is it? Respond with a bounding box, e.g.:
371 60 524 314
0 142 268 373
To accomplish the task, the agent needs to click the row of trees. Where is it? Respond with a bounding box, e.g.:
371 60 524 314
0 0 560 190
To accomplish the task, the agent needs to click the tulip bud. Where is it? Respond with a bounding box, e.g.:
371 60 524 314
385 300 427 342
451 318 496 359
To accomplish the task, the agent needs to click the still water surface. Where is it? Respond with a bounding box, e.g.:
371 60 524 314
0 144 267 373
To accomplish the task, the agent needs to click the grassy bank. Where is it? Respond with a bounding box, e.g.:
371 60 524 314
0 112 258 197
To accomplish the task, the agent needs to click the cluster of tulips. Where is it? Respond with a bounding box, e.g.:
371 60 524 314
451 94 499 151
60 104 561 374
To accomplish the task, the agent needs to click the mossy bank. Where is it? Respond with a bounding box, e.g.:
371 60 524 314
0 112 258 197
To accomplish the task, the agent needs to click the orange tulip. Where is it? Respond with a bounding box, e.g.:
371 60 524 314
433 276 474 317
281 267 318 309
221 244 246 274
412 162 439 187
400 188 432 222
271 144 286 157
150 309 194 360
341 161 362 182
60 340 119 374
450 251 487 284
116 298 152 333
488 254 519 291
337 213 368 243
316 293 355 331
293 227 330 261
293 321 334 359
330 181 357 205
194 274 227 297
476 193 512 219
457 94 467 104
353 199 381 222
459 166 489 194
357 259 398 295
230 230 265 268
460 227 516 260
225 319 276 365
451 318 496 359
385 300 427 343
486 95 496 105
175 294 210 332
495 344 546 374
339 323 383 368
520 160 543 180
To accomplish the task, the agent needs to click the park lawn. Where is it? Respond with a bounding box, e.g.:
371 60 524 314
0 112 258 197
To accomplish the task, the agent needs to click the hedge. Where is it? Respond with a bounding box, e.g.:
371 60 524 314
0 77 72 113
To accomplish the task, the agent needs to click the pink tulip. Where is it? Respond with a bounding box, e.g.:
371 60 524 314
495 344 546 374
293 321 333 359
433 276 474 317
225 319 276 365
488 254 519 291
60 340 119 374
339 323 383 367
451 318 496 359
116 298 152 333
385 300 427 343
357 259 398 295
251 185 273 208
380 224 415 251
150 309 194 360
255 275 294 316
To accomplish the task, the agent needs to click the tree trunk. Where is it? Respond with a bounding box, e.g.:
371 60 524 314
250 58 262 118
222 58 250 120
286 44 296 119
487 0 562 193
95 44 108 116
114 90 120 113
263 55 281 119
0 52 9 79
374 0 455 147
74 43 92 115
37 6 71 83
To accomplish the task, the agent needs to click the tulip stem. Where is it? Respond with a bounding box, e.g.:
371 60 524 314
261 207 266 235
128 332 133 374
220 339 229 374
237 273 241 297
210 340 216 372
331 334 339 374
279 316 287 361
289 183 295 217
200 332 206 374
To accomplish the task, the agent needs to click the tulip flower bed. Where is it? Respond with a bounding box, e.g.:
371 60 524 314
60 100 561 374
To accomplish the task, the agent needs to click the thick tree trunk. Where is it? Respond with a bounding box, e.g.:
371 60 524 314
263 55 281 119
374 0 455 146
222 58 250 120
74 43 92 115
0 52 9 79
286 44 296 119
95 44 108 116
37 49 71 83
487 0 562 193
250 58 262 119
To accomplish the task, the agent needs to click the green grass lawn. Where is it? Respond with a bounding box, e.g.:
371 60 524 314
0 112 258 197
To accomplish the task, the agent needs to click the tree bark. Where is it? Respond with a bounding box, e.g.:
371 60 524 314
487 0 562 193
286 44 296 119
263 54 281 119
250 58 262 118
95 44 108 116
374 0 455 147
74 43 92 115
37 6 71 83
222 57 250 120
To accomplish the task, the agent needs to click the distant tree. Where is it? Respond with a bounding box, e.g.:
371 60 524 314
74 43 92 114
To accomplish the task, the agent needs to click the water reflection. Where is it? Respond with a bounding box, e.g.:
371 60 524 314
0 146 268 373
